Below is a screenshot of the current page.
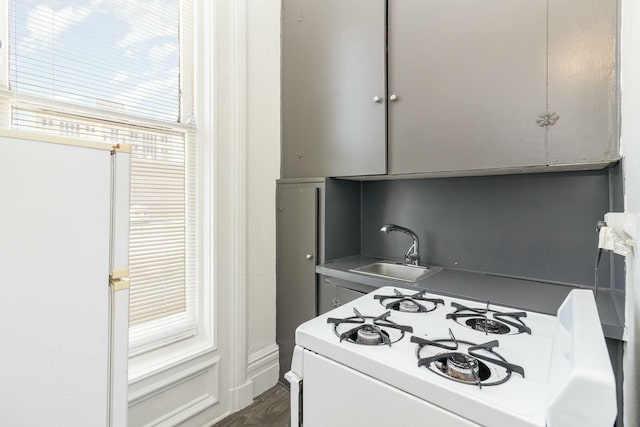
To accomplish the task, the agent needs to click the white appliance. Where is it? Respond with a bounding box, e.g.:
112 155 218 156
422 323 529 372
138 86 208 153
286 286 616 427
0 130 131 426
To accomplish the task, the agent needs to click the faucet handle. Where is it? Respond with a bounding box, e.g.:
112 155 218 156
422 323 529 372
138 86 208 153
405 252 420 266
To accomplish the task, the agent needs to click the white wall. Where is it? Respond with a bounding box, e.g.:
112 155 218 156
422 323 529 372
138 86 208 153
621 1 640 426
245 0 282 397
246 0 281 357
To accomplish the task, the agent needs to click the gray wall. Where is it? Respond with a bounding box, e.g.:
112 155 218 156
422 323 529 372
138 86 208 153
325 179 361 261
362 167 622 287
609 163 626 292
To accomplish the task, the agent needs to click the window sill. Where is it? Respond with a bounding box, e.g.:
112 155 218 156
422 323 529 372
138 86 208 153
128 335 215 384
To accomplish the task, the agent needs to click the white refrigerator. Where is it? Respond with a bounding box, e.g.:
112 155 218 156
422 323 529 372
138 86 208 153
0 130 130 426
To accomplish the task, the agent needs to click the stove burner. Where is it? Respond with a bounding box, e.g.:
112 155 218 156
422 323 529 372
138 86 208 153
374 289 444 313
355 326 386 345
327 308 413 346
439 353 490 383
411 329 524 388
448 353 478 371
465 318 511 335
399 300 420 313
447 301 531 335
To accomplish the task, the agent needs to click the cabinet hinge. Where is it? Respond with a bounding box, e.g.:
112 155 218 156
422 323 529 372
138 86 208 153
536 112 560 128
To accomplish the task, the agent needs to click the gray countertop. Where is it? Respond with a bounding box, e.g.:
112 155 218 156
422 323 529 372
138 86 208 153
317 255 625 340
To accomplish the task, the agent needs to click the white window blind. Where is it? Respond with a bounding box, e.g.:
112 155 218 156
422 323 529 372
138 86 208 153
6 0 198 355
8 0 181 121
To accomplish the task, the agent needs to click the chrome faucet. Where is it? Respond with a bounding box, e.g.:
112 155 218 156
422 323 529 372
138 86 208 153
379 224 420 266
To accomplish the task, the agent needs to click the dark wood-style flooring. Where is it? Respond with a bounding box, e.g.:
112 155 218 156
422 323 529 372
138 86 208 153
212 383 290 427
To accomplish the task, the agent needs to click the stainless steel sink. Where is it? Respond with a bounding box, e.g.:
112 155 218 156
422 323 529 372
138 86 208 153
349 262 441 283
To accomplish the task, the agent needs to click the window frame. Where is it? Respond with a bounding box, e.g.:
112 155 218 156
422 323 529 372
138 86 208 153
0 0 214 378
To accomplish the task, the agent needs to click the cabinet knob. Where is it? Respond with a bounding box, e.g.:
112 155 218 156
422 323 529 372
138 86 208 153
305 254 314 260
332 298 341 308
373 96 383 104
389 94 398 102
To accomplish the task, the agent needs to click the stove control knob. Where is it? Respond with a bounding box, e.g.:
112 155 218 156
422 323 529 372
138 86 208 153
332 298 341 308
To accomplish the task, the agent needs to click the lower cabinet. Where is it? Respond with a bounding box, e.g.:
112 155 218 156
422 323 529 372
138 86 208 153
276 178 362 380
276 182 320 382
318 276 376 315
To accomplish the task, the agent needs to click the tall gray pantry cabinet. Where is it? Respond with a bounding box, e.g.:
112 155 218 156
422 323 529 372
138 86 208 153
282 0 618 179
276 183 319 382
276 179 361 379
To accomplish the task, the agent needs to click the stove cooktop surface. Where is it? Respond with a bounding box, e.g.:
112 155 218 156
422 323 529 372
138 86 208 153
294 286 558 427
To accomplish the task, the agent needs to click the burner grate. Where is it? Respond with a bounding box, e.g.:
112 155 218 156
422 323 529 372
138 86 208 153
374 288 444 313
411 329 525 388
446 301 532 335
327 308 413 346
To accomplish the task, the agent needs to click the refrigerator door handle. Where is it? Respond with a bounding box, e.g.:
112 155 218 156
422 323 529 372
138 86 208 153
110 268 129 280
109 276 130 291
109 269 130 291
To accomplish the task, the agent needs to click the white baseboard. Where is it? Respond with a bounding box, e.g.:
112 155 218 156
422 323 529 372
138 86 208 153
128 353 220 427
155 396 218 427
247 343 280 398
205 410 232 427
230 380 254 411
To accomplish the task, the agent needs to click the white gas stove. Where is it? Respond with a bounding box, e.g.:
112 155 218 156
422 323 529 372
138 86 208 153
285 287 616 427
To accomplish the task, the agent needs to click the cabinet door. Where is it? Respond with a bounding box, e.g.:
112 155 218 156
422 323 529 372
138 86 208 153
276 185 318 379
319 276 370 314
388 0 547 174
318 276 337 315
282 0 386 178
335 285 366 307
547 0 618 165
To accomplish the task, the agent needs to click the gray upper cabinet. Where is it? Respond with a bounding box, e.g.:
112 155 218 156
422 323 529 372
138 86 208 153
388 0 548 174
281 0 618 179
547 0 618 165
281 0 386 178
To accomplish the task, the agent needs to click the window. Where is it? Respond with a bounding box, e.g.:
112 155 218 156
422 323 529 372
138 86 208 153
4 0 198 355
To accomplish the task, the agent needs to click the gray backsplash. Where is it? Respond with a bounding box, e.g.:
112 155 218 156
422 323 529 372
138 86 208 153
361 166 623 287
325 179 362 261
